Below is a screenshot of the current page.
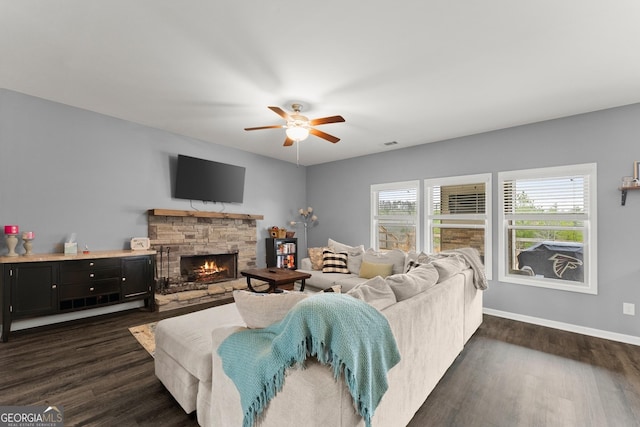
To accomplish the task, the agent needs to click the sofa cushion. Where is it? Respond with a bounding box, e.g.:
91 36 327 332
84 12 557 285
363 248 406 275
328 238 365 254
385 263 439 301
155 302 244 384
307 247 327 270
430 255 468 282
322 249 350 274
358 261 394 279
233 290 308 329
346 276 397 311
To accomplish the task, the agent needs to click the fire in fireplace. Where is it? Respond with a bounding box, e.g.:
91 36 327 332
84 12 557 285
180 253 238 284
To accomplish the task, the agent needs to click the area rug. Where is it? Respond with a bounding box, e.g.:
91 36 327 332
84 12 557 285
129 322 157 357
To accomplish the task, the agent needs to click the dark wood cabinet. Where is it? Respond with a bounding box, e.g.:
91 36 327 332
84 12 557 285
266 238 298 269
11 262 58 317
121 256 154 301
0 250 155 342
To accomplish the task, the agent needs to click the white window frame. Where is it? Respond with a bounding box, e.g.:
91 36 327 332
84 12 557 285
424 173 492 279
371 180 420 252
498 163 597 294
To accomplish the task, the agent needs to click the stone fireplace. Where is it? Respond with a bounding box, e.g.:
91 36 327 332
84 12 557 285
147 209 263 294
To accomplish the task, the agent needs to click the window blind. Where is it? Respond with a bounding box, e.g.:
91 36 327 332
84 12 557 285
502 175 588 216
376 188 417 217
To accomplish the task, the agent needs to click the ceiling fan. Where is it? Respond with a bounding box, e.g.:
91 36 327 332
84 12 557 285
244 104 345 146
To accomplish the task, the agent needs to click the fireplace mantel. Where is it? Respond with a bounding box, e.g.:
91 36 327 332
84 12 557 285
148 209 263 220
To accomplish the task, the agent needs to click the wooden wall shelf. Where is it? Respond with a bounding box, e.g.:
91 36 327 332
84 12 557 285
619 186 640 206
148 209 264 220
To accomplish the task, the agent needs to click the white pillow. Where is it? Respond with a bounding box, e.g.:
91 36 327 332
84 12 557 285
346 249 364 275
430 255 468 282
363 248 406 275
346 276 397 311
233 290 308 329
385 263 439 301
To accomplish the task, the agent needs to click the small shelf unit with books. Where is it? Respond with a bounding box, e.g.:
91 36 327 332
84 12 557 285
266 238 298 270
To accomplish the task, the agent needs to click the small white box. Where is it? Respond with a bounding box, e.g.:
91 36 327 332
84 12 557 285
130 237 150 250
64 242 78 255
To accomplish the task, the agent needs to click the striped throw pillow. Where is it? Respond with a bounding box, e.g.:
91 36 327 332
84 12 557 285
322 249 350 274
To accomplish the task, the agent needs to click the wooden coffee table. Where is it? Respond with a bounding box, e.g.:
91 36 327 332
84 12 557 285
241 268 312 293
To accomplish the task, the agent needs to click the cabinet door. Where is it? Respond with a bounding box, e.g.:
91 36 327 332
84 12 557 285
121 256 152 299
12 263 58 317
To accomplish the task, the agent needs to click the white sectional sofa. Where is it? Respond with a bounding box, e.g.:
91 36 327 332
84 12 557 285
154 244 485 426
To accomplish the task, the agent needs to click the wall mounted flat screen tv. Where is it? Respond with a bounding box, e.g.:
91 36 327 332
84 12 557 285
175 154 245 203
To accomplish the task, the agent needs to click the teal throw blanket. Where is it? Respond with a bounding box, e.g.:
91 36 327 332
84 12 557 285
217 293 401 427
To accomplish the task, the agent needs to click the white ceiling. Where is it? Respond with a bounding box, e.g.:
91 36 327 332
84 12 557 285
2 1 640 165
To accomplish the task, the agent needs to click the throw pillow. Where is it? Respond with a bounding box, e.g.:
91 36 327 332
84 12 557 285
358 261 394 279
307 247 327 271
328 239 366 275
430 254 468 282
346 276 397 311
346 248 364 275
233 290 308 329
363 248 406 275
385 263 439 301
322 249 350 274
328 238 365 254
404 251 432 273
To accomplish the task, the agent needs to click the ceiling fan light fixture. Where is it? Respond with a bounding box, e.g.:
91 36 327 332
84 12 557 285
285 124 310 141
245 104 344 147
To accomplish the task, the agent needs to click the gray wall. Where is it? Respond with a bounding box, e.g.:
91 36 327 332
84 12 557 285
307 103 640 337
0 89 307 266
3 88 638 338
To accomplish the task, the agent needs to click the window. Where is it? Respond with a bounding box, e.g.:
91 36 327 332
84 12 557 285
424 174 492 279
371 181 419 252
498 163 597 294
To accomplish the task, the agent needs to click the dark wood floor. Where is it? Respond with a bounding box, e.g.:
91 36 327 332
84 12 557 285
1 305 639 427
408 316 640 427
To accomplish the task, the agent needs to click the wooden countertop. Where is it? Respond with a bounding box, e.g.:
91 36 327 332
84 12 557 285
0 249 156 264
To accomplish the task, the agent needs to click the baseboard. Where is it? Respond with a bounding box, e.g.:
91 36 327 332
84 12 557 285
12 301 144 331
483 308 640 346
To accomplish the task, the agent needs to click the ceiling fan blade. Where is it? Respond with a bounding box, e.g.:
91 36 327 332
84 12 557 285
244 125 284 131
309 115 346 126
283 137 295 146
309 127 340 143
268 106 290 120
